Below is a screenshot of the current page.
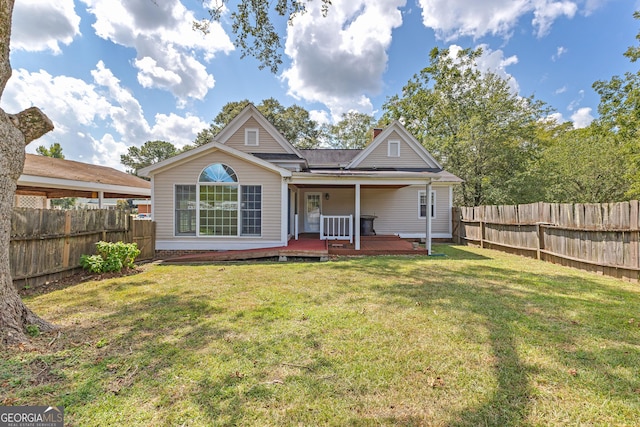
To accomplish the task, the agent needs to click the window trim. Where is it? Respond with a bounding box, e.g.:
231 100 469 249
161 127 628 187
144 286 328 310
245 128 259 146
388 140 400 157
418 190 436 219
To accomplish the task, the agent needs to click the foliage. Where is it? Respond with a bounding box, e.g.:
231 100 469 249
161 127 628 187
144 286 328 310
6 247 640 425
537 123 631 202
196 0 332 74
321 111 376 149
592 11 640 198
195 98 321 148
383 47 550 206
120 140 178 177
35 142 64 159
80 241 140 274
25 324 40 337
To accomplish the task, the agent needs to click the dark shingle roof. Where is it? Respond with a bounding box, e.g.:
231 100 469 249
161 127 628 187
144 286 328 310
299 149 361 167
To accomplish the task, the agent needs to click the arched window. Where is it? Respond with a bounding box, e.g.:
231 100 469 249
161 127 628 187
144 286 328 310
199 163 238 183
198 164 238 236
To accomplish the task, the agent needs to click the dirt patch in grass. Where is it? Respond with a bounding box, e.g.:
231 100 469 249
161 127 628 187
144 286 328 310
19 267 145 298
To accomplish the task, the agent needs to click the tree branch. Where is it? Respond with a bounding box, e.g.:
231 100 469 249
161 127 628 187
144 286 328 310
8 107 54 145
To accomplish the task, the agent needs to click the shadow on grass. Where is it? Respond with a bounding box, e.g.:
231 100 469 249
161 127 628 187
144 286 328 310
349 253 640 426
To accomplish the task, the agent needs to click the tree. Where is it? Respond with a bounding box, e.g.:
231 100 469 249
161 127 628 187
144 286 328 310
35 142 64 158
195 99 321 148
593 11 640 198
537 123 630 203
121 140 178 177
322 111 375 149
1 0 56 345
196 0 332 73
383 47 549 206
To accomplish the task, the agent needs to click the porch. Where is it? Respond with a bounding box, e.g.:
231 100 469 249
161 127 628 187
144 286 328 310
162 234 425 263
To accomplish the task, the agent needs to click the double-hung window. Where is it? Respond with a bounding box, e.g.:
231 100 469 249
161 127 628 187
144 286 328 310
388 140 400 157
419 190 436 219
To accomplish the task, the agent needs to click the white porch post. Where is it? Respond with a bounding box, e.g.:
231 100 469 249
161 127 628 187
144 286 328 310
281 180 289 245
426 181 432 254
98 191 104 209
355 184 361 251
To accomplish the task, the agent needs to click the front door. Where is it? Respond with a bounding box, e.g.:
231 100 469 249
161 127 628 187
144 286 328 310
304 192 322 232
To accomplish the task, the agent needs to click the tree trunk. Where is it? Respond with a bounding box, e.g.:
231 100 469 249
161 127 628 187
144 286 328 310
0 0 56 346
0 111 56 346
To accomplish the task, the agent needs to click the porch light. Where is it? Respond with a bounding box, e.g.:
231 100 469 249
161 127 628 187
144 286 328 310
324 192 330 200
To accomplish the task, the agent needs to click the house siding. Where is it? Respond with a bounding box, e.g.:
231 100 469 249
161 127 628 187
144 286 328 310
223 117 290 154
153 150 283 246
360 185 451 237
357 131 431 169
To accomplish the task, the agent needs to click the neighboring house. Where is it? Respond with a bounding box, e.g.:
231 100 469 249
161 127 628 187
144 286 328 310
139 104 462 254
16 154 151 207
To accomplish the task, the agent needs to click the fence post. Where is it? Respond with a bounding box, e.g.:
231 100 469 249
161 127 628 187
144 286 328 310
536 223 545 260
480 220 485 248
62 210 72 268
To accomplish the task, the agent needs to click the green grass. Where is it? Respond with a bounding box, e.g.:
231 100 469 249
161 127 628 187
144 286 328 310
2 245 640 426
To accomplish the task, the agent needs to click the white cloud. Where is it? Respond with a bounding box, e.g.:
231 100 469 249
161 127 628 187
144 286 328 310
567 89 585 111
552 46 568 61
417 0 577 40
282 0 406 120
0 64 208 170
11 0 81 54
446 44 521 94
547 112 566 124
554 85 567 94
309 110 331 126
79 0 232 105
571 107 593 128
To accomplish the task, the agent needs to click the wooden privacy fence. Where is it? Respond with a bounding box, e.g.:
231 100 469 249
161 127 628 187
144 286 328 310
10 208 155 289
453 201 640 281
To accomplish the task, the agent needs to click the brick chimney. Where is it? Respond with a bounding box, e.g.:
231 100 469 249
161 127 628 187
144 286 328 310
372 128 383 140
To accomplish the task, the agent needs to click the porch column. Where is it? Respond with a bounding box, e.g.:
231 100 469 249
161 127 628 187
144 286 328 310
426 181 432 254
98 191 104 209
355 184 361 251
281 179 289 246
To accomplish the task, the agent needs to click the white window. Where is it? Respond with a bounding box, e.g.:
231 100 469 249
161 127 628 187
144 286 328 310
388 140 400 157
245 128 259 146
419 190 436 219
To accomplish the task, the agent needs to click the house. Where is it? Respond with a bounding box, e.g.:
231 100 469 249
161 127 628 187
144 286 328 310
139 104 461 255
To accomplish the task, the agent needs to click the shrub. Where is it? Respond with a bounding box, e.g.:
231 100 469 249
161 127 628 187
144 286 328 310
80 241 141 274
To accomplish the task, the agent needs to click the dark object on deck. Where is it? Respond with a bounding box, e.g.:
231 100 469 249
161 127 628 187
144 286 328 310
360 215 377 236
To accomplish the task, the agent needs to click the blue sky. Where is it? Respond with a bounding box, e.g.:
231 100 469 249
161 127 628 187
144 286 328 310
2 0 638 170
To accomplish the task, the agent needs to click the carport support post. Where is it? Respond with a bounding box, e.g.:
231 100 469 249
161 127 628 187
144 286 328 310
355 184 361 251
98 191 104 209
426 181 432 254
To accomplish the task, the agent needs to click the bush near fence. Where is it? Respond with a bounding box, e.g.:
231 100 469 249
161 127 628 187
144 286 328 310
453 201 640 282
10 208 155 289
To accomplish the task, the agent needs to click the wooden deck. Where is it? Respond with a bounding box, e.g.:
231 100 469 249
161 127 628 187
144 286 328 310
162 235 425 263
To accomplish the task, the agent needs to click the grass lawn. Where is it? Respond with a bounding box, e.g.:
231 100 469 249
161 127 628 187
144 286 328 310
2 244 640 426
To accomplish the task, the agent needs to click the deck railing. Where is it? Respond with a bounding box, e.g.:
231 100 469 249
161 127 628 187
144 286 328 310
320 215 353 243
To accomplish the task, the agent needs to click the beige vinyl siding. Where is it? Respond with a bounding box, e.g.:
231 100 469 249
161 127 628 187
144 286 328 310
358 131 431 168
153 150 282 242
224 117 290 154
360 185 451 236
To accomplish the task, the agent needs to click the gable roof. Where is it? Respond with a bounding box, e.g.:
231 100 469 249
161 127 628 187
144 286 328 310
346 121 442 169
138 141 292 178
214 103 304 158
